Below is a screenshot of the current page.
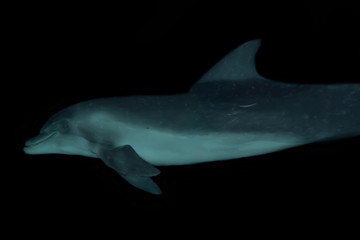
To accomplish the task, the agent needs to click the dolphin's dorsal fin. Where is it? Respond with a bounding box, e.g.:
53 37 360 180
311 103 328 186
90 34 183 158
193 39 265 87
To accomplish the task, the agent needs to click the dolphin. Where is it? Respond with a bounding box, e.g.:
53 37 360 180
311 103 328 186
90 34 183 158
23 40 360 194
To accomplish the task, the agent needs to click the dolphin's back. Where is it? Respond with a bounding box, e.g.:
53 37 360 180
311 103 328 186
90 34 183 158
71 79 359 145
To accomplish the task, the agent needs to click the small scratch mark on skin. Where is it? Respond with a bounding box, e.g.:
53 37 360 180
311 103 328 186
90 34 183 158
227 111 240 116
227 103 257 117
228 117 239 124
239 103 257 108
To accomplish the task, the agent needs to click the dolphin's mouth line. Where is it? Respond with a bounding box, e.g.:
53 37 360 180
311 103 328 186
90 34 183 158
25 132 57 147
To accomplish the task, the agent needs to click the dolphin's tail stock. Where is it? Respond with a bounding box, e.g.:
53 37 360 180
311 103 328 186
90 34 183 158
326 84 360 139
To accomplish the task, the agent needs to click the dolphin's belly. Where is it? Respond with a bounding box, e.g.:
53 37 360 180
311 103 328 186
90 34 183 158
118 123 304 166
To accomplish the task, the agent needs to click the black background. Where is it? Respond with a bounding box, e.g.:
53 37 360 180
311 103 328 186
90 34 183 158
8 0 359 234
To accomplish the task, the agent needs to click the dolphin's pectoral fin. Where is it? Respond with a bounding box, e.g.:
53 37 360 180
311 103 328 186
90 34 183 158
98 145 162 194
99 145 160 176
121 175 162 195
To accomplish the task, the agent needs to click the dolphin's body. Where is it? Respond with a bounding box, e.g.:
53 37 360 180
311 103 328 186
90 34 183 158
24 40 360 194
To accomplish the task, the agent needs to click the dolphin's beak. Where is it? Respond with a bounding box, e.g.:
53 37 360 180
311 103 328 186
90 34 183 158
25 132 57 147
24 132 57 154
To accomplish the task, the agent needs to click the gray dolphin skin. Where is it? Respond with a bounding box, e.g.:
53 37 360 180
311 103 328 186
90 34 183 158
24 40 360 194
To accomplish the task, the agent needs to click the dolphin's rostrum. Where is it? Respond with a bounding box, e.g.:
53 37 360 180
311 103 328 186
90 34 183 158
24 40 360 194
